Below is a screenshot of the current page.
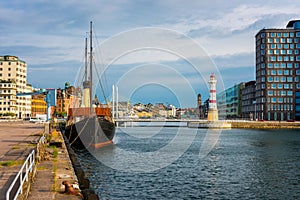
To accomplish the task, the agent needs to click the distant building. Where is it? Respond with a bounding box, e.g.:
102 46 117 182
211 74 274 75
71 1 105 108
0 55 32 118
197 93 205 119
241 81 256 120
217 82 245 119
255 20 300 120
31 94 47 117
55 84 78 117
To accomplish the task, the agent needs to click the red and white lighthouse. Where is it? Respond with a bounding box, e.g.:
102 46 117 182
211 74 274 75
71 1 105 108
207 73 218 121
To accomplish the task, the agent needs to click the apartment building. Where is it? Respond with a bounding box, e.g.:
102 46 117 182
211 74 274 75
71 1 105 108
0 55 32 118
255 20 300 120
241 81 256 120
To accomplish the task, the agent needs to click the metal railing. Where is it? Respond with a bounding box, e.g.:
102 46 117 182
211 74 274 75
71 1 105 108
6 149 35 200
5 124 47 200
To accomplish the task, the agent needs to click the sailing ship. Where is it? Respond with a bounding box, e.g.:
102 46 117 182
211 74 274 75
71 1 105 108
64 21 115 150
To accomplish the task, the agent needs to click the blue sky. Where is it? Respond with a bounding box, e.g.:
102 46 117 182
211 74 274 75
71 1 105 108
1 0 300 107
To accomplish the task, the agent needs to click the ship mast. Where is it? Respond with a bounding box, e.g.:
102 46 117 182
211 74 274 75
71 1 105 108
84 37 88 82
82 36 90 108
89 21 93 115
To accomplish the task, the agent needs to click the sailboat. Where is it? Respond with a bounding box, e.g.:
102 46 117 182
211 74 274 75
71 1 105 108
64 21 115 150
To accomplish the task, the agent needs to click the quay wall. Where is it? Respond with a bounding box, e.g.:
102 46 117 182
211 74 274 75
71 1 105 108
188 120 300 129
230 121 300 129
62 133 99 200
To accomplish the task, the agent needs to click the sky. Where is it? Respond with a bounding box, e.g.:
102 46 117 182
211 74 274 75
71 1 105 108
1 0 300 107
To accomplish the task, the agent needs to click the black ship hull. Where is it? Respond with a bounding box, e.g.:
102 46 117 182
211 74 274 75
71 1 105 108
64 116 115 150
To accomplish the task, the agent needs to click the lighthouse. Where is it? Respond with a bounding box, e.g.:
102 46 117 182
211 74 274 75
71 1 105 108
207 73 218 121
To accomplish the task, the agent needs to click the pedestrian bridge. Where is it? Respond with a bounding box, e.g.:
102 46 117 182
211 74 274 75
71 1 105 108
114 118 207 127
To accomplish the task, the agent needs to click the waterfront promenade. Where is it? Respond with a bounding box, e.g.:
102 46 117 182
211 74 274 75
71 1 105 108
0 121 82 200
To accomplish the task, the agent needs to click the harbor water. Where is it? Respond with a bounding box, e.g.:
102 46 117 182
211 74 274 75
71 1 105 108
77 127 300 199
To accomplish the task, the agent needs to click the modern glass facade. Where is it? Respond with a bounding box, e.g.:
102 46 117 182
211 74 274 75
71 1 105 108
255 20 300 120
217 82 245 119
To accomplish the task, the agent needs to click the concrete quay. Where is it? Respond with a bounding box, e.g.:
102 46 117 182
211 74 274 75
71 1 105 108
188 120 300 129
0 121 96 200
0 121 44 199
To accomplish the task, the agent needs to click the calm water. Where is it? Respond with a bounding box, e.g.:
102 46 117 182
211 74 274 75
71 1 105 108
77 127 300 199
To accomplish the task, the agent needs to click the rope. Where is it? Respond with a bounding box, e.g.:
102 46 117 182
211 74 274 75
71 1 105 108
69 118 90 146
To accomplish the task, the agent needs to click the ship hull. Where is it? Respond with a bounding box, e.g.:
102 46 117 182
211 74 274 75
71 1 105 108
64 116 115 150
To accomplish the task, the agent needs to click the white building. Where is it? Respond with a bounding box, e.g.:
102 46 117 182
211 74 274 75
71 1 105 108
0 55 32 118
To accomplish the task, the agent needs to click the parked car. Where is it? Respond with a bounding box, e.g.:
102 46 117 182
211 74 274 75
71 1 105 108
29 117 46 123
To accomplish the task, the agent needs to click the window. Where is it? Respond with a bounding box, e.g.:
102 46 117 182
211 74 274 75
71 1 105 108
278 44 282 49
278 98 283 103
271 84 277 89
268 77 273 82
284 84 289 89
271 70 276 75
281 63 286 68
287 77 293 82
295 38 299 43
284 44 289 49
287 38 293 43
296 44 300 49
284 70 289 75
278 70 282 75
287 50 293 54
275 38 279 43
271 98 276 103
296 32 300 37
274 50 280 55
271 56 276 61
270 33 276 37
277 33 282 37
274 63 279 68
295 77 299 82
288 91 293 96
287 63 293 68
281 38 286 43
296 56 300 61
290 44 294 49
283 56 288 61
268 63 273 68
296 69 300 75
290 56 294 61
281 50 286 54
268 50 273 54
271 44 276 49
290 32 294 37
281 91 286 96
284 32 289 37
280 77 286 82
274 77 279 82
268 91 273 96
278 83 283 89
